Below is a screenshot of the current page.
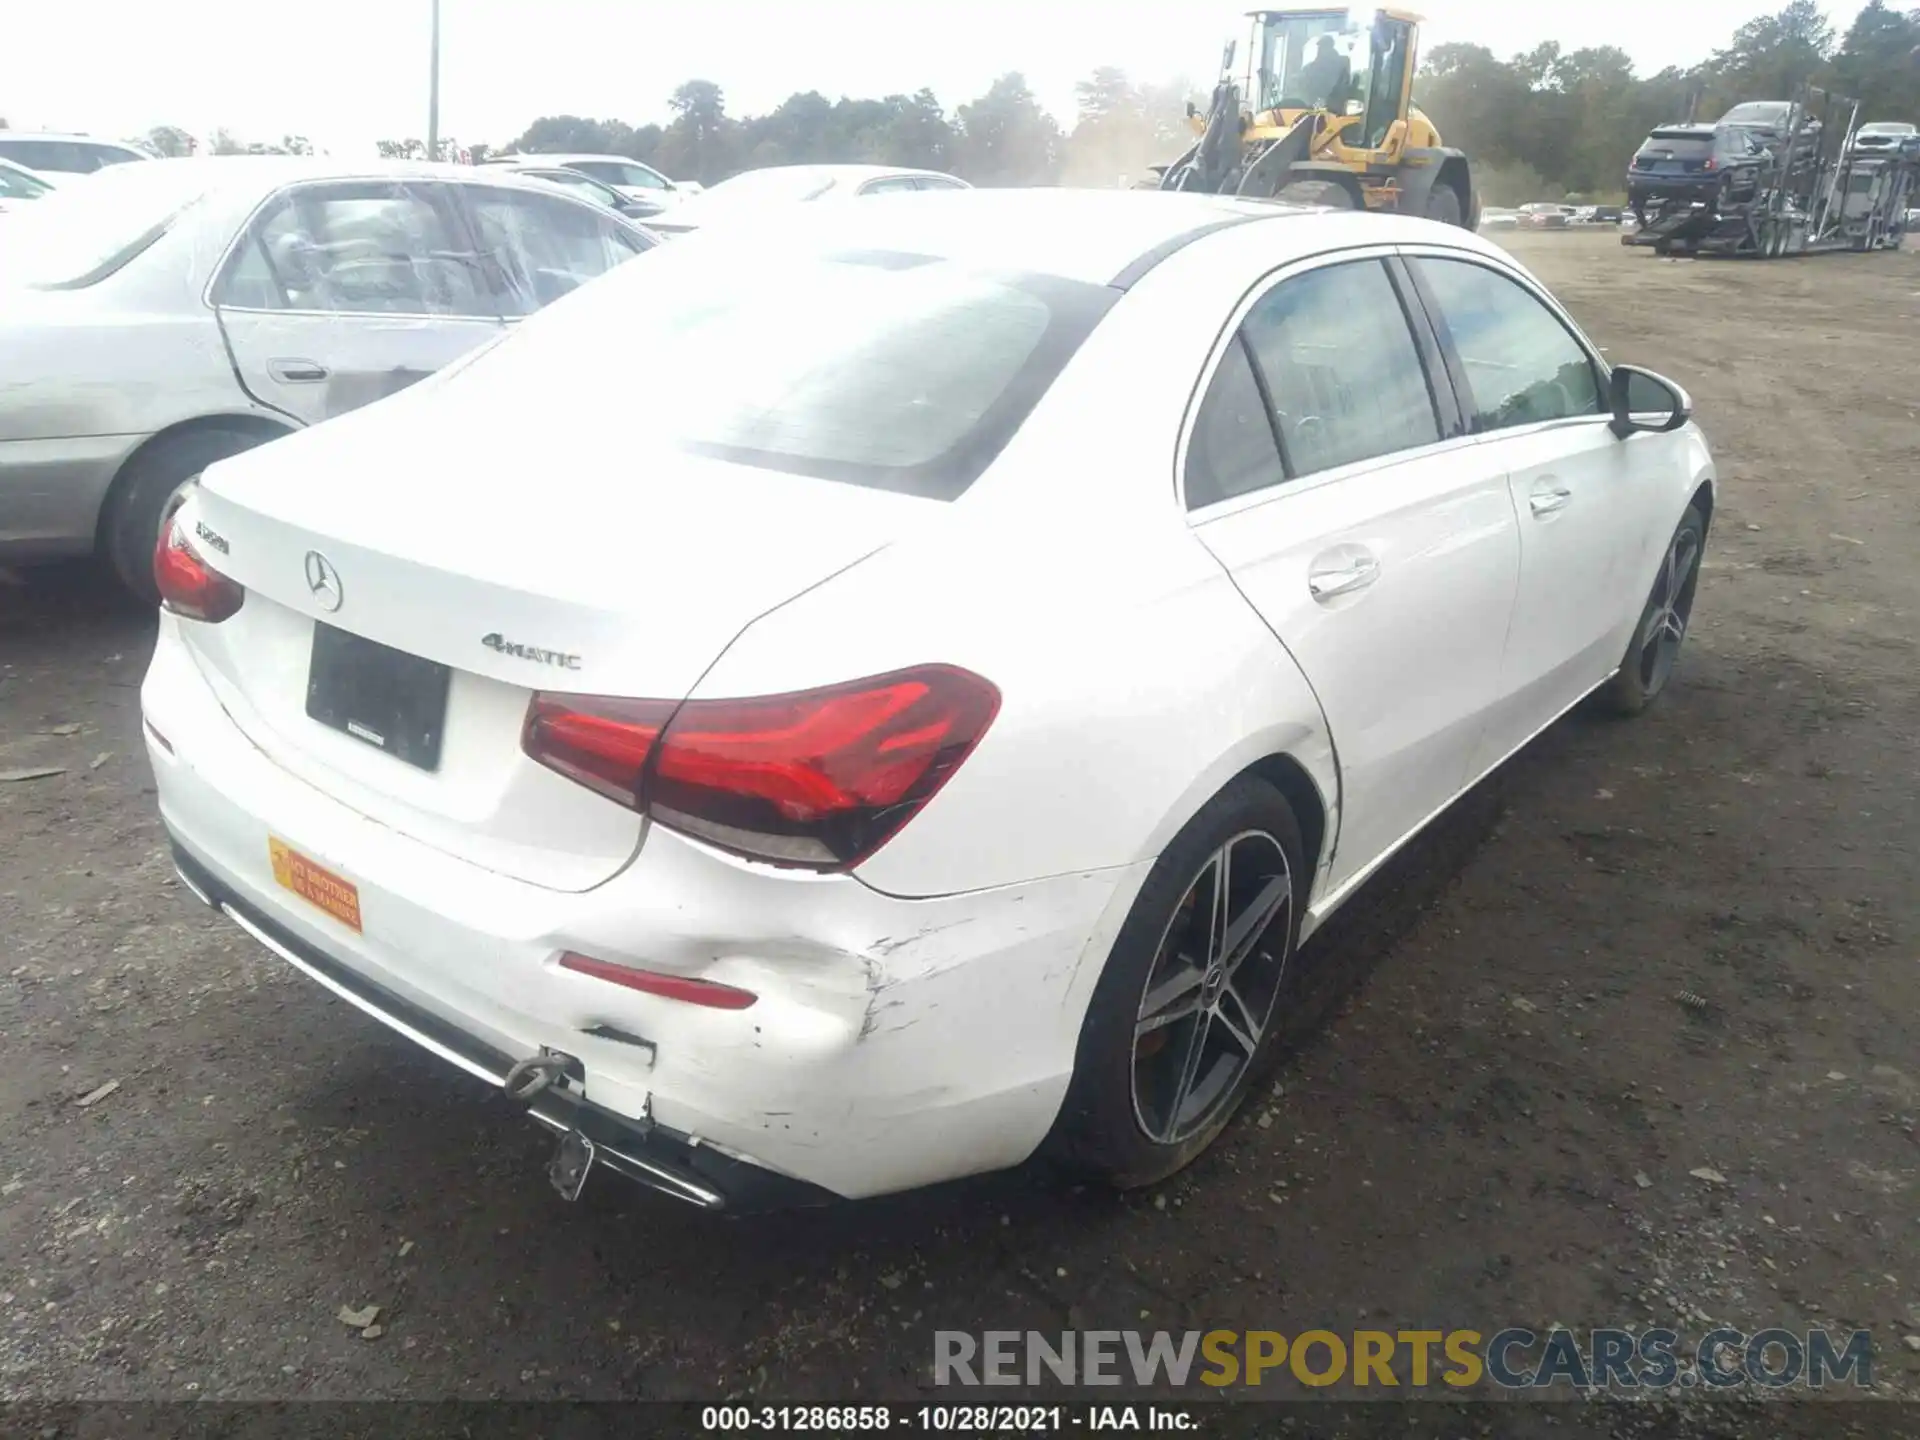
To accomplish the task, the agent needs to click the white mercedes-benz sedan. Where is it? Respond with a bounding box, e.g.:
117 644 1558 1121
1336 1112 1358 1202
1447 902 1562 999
142 189 1715 1210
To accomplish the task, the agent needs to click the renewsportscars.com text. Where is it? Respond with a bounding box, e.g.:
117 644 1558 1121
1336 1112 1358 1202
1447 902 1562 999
934 1327 1873 1391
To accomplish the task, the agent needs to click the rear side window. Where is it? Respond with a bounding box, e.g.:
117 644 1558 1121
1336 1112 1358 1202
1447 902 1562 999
570 160 670 191
83 145 144 169
1414 257 1602 431
1238 258 1441 477
463 184 649 312
1186 337 1285 509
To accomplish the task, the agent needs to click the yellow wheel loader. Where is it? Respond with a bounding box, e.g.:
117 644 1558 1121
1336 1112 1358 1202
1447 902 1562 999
1154 7 1478 229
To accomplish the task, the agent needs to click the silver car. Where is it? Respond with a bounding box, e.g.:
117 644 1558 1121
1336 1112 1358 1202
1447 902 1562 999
0 156 656 600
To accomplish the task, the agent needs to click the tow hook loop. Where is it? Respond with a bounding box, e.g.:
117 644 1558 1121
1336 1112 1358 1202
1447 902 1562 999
549 1130 597 1202
502 1049 578 1105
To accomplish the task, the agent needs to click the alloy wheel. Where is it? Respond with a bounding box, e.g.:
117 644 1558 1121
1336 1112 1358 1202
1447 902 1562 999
1638 525 1702 696
1131 830 1293 1146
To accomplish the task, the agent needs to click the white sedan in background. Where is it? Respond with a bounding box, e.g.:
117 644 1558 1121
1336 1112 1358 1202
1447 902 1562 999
646 163 970 236
144 190 1714 1210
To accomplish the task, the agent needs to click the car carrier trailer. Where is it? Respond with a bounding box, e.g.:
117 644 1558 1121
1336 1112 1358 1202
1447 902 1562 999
1626 84 1915 258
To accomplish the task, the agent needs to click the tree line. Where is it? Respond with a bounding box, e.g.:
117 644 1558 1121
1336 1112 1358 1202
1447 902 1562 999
93 0 1920 204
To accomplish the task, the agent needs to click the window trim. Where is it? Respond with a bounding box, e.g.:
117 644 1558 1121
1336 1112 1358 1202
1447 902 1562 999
1177 243 1473 518
1395 244 1612 441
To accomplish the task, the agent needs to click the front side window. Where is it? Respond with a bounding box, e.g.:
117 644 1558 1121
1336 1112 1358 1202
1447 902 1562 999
859 177 923 195
214 181 491 316
1413 256 1603 432
1237 258 1440 477
463 185 648 311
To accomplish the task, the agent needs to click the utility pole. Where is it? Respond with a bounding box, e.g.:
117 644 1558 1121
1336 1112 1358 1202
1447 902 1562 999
427 0 442 160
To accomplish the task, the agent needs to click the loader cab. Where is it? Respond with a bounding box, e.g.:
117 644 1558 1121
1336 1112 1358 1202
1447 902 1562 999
1247 7 1419 158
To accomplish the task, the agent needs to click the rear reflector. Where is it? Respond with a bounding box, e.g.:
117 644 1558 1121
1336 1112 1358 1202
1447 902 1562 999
523 664 1000 871
558 951 758 1009
154 516 245 622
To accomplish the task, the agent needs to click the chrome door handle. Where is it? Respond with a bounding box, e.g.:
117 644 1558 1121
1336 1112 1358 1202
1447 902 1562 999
1528 484 1573 516
1307 553 1380 600
268 358 329 383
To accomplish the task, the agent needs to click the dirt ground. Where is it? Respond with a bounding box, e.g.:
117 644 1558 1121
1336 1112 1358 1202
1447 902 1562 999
1 230 1917 1424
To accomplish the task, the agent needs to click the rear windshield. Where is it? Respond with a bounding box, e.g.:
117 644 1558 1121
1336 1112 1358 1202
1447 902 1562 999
1722 103 1789 126
0 163 210 288
1642 132 1713 156
441 234 1117 499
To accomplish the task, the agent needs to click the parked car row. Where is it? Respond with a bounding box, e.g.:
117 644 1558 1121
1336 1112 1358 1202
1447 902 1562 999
1625 101 1915 225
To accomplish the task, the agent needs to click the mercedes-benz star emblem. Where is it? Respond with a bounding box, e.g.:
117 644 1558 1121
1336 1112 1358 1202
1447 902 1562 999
303 551 344 613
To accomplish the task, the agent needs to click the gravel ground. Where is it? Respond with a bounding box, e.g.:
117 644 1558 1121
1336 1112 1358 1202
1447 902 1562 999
1 231 1917 1426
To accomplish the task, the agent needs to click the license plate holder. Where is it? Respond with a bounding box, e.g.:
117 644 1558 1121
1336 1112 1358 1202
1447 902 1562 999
306 623 451 771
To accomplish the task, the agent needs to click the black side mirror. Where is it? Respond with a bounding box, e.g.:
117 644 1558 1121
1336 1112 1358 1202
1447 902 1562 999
1609 364 1692 439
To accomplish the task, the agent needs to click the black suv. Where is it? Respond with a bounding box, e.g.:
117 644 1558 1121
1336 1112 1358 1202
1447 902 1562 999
1628 124 1774 221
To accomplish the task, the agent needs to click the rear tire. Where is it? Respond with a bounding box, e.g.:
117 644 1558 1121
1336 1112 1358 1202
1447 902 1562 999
1424 185 1463 227
100 427 278 606
1049 776 1307 1188
1275 179 1354 210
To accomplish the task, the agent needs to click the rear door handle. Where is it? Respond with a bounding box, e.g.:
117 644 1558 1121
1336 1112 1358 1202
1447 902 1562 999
1307 549 1380 600
268 358 329 383
1528 481 1574 517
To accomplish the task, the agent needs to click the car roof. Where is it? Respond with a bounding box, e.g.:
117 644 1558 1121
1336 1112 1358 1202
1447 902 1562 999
40 155 603 218
0 131 149 149
491 152 662 168
86 154 574 190
727 162 951 181
699 186 1481 289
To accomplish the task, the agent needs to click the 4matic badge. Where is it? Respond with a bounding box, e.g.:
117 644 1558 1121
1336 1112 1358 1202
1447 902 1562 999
481 633 582 670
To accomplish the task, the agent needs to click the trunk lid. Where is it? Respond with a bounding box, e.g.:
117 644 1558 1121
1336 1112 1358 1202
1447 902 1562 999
177 391 932 892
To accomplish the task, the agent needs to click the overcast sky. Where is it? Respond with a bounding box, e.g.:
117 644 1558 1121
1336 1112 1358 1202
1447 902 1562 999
6 0 1854 154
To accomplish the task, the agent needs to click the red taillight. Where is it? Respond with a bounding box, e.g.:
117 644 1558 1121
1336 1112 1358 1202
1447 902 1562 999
153 517 244 622
522 694 673 807
1702 157 1717 170
523 665 1001 871
558 951 758 1009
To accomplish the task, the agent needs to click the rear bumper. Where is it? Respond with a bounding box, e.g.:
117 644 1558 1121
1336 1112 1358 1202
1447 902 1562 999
142 614 1150 1202
169 840 830 1211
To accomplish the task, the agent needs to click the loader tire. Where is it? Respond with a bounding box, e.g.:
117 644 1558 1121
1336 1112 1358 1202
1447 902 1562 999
1424 186 1463 227
1275 179 1354 210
